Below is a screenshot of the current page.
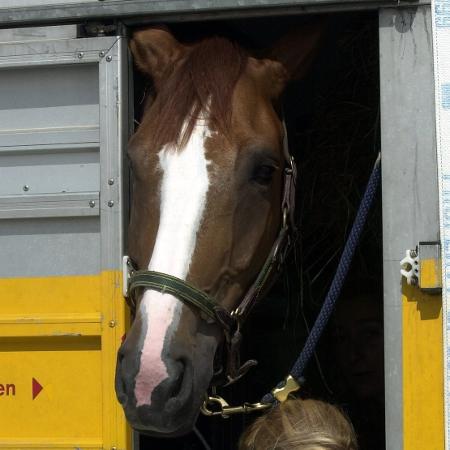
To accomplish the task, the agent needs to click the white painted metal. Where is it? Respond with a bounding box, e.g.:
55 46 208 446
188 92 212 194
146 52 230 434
431 1 450 448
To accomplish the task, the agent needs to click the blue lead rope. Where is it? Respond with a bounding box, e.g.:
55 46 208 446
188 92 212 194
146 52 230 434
262 153 381 404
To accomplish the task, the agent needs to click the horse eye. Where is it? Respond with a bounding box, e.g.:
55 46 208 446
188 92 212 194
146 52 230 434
252 164 276 185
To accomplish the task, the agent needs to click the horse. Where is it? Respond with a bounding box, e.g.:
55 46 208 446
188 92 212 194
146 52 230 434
115 23 323 437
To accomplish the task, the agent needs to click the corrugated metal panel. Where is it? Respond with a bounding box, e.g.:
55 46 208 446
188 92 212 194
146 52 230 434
0 63 99 146
0 0 93 7
0 25 77 42
0 35 130 449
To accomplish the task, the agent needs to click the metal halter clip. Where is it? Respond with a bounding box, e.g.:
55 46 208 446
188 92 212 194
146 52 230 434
200 394 271 418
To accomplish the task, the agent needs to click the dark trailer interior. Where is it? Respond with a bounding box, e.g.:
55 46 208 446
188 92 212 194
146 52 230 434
129 12 383 450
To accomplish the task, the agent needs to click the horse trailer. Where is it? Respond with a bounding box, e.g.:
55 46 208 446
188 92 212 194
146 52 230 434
0 1 446 450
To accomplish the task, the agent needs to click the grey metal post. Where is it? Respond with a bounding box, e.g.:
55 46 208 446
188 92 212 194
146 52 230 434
379 6 439 450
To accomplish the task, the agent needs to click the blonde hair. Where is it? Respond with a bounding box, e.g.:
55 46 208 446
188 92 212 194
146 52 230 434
239 399 358 450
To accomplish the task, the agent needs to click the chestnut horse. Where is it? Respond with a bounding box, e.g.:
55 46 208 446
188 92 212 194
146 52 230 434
115 25 322 437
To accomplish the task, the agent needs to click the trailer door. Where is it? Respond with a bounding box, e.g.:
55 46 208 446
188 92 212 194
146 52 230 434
0 35 130 450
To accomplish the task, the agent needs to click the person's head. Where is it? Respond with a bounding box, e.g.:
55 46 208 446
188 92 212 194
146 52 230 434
239 398 358 450
332 287 384 401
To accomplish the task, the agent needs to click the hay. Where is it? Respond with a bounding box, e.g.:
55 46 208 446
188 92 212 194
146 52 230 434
291 14 382 308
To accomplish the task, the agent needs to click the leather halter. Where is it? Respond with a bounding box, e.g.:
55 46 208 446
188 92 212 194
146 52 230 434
124 122 297 385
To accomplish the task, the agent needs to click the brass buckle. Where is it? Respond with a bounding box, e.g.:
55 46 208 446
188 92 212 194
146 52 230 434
271 375 301 403
200 394 271 418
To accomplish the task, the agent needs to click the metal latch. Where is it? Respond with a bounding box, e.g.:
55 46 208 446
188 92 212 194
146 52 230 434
272 375 301 403
400 242 442 293
122 255 133 298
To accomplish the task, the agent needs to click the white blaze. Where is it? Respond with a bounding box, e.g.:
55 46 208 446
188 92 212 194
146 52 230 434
134 118 211 407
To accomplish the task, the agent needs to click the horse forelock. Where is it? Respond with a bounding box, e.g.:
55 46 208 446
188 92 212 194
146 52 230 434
149 36 248 151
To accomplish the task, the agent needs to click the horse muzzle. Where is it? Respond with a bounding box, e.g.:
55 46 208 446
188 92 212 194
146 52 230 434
115 318 218 436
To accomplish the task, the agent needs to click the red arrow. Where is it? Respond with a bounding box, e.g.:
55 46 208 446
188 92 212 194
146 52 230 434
32 378 43 400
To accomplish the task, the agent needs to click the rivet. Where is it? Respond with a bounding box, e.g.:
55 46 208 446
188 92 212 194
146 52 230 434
108 200 114 207
108 178 114 185
77 52 84 59
99 51 105 58
23 185 30 192
106 55 112 62
109 320 116 328
89 200 96 208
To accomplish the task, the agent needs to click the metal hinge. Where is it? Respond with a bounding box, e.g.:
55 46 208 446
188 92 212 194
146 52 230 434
400 241 442 294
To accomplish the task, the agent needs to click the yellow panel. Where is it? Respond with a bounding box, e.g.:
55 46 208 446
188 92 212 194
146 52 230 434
0 438 102 450
0 336 102 441
0 313 102 337
0 312 102 324
0 272 130 450
420 257 442 291
0 274 102 314
402 282 444 450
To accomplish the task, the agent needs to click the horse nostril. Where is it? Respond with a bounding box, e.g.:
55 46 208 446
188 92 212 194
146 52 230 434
118 346 125 362
167 359 187 400
115 366 128 405
115 350 129 405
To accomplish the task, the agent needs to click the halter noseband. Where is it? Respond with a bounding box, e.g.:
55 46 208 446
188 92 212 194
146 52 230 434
123 122 297 385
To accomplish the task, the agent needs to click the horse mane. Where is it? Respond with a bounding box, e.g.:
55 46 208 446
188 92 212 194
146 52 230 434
150 36 248 150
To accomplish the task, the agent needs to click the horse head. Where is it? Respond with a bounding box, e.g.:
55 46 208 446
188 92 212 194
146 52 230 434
115 24 323 436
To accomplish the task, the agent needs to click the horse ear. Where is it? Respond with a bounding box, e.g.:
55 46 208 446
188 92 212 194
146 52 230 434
130 27 186 89
268 19 327 83
249 57 289 100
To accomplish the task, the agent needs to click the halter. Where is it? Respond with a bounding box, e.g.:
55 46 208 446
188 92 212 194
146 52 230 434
123 122 297 385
